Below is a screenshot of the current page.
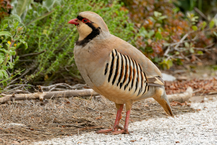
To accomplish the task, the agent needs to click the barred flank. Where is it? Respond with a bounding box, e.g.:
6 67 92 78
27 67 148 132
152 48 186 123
104 49 149 96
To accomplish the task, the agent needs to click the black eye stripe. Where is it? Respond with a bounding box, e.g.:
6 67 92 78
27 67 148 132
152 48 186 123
77 16 91 23
77 16 83 21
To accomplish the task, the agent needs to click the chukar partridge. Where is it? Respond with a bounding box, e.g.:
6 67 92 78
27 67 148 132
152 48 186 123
68 11 174 134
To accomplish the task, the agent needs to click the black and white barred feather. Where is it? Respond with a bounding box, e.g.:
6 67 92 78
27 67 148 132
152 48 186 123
104 49 149 97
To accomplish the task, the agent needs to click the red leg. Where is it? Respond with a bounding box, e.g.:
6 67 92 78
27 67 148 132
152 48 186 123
96 104 123 133
124 109 130 133
112 109 130 135
113 105 123 131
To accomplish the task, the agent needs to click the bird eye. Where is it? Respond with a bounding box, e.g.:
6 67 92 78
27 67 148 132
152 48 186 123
82 18 89 23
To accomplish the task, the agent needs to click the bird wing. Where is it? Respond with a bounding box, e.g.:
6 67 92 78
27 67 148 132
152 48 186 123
104 35 164 87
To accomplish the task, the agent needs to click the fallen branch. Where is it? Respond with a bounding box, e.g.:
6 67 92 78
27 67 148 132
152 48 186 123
0 89 98 104
167 87 193 102
145 87 193 103
0 87 193 104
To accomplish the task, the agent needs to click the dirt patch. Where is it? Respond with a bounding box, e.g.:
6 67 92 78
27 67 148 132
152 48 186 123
0 95 204 144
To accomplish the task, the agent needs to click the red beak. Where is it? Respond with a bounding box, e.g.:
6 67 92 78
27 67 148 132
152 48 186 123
68 18 79 25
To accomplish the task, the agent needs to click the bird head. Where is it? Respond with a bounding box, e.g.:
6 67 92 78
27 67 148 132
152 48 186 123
68 11 109 41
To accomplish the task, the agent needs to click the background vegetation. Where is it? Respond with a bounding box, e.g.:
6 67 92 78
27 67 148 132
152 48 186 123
0 0 217 91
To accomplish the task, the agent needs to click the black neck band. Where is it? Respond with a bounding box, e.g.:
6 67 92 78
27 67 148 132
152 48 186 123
76 16 100 46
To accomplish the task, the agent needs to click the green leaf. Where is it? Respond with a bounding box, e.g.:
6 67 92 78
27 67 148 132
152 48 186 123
154 11 162 17
159 15 167 20
19 39 28 49
167 59 173 69
43 0 54 9
149 17 155 23
148 30 155 38
192 26 198 31
202 21 207 30
0 70 8 79
172 7 179 13
211 65 217 70
9 50 16 55
160 59 173 69
8 62 14 69
2 14 22 24
2 66 7 70
209 20 215 29
43 0 61 11
152 57 161 63
197 51 203 55
184 42 189 48
0 31 11 37
155 32 162 40
0 53 4 64
190 48 194 53
14 0 32 17
145 46 154 53
175 58 183 65
0 49 9 54
139 27 146 37
10 14 22 23
175 51 180 55
0 71 3 80
26 11 54 26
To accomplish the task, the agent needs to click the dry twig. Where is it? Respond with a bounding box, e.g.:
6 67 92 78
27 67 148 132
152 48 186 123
0 87 193 104
0 89 98 104
194 7 208 21
145 87 193 103
40 83 86 91
8 63 37 85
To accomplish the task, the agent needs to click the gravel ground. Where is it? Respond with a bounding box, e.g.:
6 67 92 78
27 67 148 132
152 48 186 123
34 97 217 145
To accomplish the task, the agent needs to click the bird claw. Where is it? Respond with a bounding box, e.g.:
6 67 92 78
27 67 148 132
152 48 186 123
96 125 128 135
112 129 129 135
96 128 113 134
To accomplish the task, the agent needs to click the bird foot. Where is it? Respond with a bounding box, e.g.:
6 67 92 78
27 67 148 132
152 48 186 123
96 128 113 134
96 125 129 135
112 129 129 135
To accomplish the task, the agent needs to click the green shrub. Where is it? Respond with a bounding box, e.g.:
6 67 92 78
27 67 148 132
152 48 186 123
0 16 27 88
123 0 217 69
15 0 135 84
